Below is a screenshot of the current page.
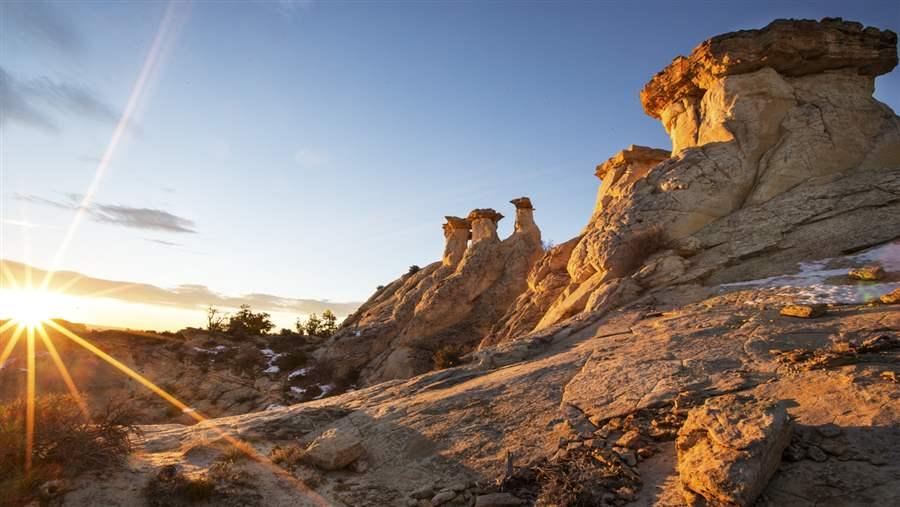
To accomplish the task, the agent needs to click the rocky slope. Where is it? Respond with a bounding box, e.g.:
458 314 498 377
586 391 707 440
54 18 900 507
320 198 543 386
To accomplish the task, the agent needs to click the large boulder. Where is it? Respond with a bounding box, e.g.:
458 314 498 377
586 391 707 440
676 395 793 506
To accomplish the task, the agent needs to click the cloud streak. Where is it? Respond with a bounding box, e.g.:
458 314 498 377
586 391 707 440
5 1 84 56
0 66 124 133
0 259 361 318
17 193 197 234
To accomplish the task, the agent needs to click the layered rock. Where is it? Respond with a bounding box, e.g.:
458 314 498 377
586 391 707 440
487 17 900 343
321 199 542 385
442 216 471 267
677 395 793 506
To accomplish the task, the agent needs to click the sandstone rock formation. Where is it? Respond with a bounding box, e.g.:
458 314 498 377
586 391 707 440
320 198 543 385
55 18 900 507
677 395 792 506
486 17 900 344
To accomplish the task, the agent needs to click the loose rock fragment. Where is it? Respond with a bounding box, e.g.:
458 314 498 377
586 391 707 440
848 264 884 280
880 288 900 304
780 304 827 318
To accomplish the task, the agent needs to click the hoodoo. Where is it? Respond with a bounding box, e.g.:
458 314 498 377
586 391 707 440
320 198 543 385
488 17 900 343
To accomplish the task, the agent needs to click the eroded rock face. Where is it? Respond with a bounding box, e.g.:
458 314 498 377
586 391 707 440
321 200 542 385
677 395 792 506
486 18 900 343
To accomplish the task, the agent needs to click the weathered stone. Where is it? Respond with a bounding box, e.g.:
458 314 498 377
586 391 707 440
849 264 885 280
474 492 525 507
641 18 898 120
443 216 471 267
880 288 900 304
300 421 365 471
431 490 457 505
677 395 792 507
616 429 642 449
780 304 827 318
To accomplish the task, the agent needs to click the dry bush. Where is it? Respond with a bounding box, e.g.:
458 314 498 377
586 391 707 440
0 394 137 505
270 444 305 470
432 342 468 370
495 446 640 507
144 466 216 507
232 344 266 376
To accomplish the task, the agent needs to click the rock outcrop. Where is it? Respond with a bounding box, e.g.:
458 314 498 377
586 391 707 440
321 199 543 385
677 395 793 506
486 17 900 344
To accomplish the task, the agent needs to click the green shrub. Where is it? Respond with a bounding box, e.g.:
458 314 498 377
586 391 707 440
225 305 274 337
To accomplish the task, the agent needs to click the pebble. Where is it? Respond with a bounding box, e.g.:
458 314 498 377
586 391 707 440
816 424 843 438
431 490 457 505
616 429 642 449
808 445 828 462
411 486 434 499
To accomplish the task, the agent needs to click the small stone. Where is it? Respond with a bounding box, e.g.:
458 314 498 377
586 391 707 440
784 443 806 462
616 429 642 449
816 424 843 438
881 371 898 383
819 438 848 456
808 445 828 462
880 288 900 304
447 482 467 493
432 490 457 505
38 480 67 500
621 450 638 467
780 304 827 318
848 264 884 281
474 492 525 507
411 486 434 499
637 447 654 459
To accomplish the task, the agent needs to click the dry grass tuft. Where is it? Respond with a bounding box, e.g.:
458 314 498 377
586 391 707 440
0 394 137 506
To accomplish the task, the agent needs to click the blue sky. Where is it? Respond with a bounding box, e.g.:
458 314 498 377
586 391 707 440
1 0 898 329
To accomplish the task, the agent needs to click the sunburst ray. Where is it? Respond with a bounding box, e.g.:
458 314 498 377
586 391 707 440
36 325 91 420
25 325 36 472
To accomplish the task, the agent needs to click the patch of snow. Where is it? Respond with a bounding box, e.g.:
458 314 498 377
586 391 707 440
721 242 900 304
314 384 333 400
288 368 309 379
265 404 285 411
290 386 307 394
264 365 280 374
260 348 276 357
214 345 227 351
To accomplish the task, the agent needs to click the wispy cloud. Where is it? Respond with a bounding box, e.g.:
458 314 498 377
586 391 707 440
16 193 197 234
144 238 182 247
5 1 84 57
0 259 361 317
0 66 125 133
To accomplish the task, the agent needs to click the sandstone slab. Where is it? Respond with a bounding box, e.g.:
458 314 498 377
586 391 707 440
677 395 792 506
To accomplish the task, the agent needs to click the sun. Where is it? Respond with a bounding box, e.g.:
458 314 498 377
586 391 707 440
8 289 55 328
